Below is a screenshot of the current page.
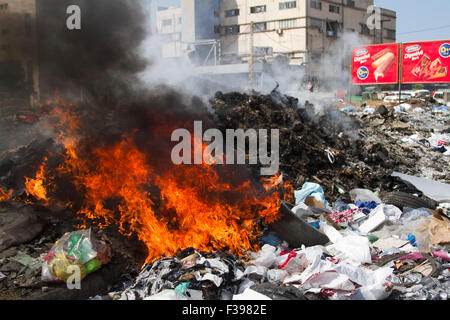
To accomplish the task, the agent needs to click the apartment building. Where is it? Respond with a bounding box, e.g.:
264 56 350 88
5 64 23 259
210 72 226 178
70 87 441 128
156 0 221 64
0 0 39 102
220 0 396 65
156 6 184 58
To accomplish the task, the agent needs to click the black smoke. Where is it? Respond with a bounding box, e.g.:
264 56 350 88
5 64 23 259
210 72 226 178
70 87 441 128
36 0 148 104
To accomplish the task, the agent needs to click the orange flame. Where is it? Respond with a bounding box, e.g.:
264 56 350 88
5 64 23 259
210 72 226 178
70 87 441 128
24 104 293 264
0 188 12 203
25 158 49 203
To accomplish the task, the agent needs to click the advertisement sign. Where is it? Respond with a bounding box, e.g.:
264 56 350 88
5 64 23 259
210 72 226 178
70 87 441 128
352 43 400 85
401 40 450 83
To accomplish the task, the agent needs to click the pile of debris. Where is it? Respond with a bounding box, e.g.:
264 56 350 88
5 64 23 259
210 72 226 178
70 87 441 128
114 182 450 301
0 89 449 300
211 91 449 202
343 101 449 182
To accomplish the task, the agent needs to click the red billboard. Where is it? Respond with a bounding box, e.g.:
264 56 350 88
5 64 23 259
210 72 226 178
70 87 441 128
401 40 450 84
352 43 400 85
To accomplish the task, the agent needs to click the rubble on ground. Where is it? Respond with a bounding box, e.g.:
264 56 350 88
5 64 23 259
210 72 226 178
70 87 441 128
0 90 449 300
212 92 449 203
111 181 450 301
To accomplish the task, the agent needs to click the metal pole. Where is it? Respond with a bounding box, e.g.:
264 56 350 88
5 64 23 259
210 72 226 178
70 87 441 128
214 41 217 66
398 44 402 103
249 21 254 87
380 20 383 44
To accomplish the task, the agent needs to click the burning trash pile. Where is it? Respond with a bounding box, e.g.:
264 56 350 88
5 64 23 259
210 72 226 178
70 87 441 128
0 91 291 299
116 180 450 301
0 88 449 300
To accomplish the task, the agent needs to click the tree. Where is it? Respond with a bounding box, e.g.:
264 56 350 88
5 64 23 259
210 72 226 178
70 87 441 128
412 84 424 91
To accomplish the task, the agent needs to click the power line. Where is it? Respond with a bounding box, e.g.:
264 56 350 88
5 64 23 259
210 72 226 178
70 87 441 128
260 30 296 52
398 24 450 35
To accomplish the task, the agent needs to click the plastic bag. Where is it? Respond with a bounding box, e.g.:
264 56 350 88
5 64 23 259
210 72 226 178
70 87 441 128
372 218 431 251
349 189 381 203
294 182 328 207
42 229 111 283
400 208 432 224
249 244 277 268
357 205 402 234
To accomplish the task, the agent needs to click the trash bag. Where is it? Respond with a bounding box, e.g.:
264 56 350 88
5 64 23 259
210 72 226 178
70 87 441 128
349 189 381 203
294 183 328 207
42 229 111 283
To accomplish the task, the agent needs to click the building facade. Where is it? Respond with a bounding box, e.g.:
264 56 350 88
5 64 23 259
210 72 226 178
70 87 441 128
0 0 39 102
156 0 221 65
156 6 184 58
219 0 396 65
155 0 396 68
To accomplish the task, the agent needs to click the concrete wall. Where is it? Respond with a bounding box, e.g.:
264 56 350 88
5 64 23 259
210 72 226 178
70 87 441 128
220 0 396 65
156 7 183 58
194 0 220 40
182 0 220 42
220 0 308 64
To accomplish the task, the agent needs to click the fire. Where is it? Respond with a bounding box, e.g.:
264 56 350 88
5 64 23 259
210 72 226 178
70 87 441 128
24 104 292 263
0 188 12 203
25 158 50 203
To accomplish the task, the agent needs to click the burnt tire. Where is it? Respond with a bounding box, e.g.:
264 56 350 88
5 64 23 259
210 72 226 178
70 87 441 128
382 191 437 210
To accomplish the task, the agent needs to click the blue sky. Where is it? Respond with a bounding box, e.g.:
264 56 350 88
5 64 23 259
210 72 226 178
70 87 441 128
154 0 180 8
375 0 450 43
152 0 450 43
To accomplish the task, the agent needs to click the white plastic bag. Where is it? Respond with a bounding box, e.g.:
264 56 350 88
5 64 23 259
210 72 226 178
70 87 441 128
249 244 277 268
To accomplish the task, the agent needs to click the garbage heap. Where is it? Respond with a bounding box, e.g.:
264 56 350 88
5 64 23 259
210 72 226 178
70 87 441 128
116 183 449 301
211 91 450 202
114 92 450 301
0 90 449 300
341 101 449 183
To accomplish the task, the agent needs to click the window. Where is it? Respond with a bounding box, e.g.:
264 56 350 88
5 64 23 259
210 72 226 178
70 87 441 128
310 0 322 10
225 9 239 17
214 25 220 34
224 25 240 35
162 19 172 27
254 47 273 56
250 5 266 13
309 18 322 31
326 21 341 37
253 22 267 32
386 29 395 39
24 14 32 37
360 23 371 35
0 3 8 10
178 17 182 24
346 0 355 8
329 5 340 14
280 19 297 29
279 1 296 10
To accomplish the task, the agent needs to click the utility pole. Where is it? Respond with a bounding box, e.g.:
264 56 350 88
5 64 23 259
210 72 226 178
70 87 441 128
249 21 254 87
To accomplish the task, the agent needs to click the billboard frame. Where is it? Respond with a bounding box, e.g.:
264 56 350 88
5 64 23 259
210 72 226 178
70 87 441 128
351 42 401 86
400 39 450 84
